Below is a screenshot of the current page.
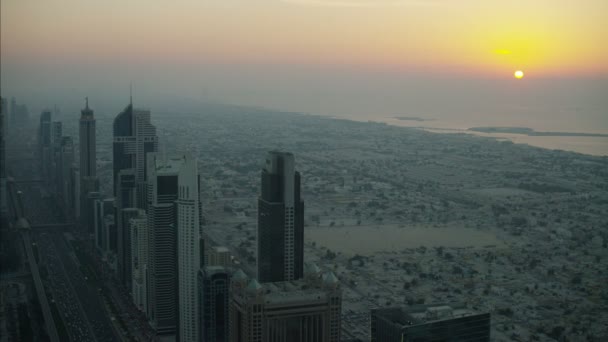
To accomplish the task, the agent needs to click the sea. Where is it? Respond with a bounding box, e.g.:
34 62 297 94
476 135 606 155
341 112 608 156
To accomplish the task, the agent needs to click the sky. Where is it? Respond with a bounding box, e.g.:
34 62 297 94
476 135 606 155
1 0 607 130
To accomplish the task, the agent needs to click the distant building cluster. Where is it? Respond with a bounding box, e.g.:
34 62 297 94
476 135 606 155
23 95 491 342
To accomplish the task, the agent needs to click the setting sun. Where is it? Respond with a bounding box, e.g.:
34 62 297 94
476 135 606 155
514 70 525 79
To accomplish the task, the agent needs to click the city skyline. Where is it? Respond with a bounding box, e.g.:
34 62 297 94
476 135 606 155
1 1 607 341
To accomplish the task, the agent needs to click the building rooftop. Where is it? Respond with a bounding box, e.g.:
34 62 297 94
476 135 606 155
152 154 188 174
235 271 339 305
375 304 483 327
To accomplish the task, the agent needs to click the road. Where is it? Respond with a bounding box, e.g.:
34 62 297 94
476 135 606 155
38 233 97 341
51 232 120 341
21 232 61 342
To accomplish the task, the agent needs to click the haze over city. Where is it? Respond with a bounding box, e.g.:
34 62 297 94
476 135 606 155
2 0 608 133
1 1 607 342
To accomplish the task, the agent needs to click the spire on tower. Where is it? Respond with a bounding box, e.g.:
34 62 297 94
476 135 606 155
85 97 89 109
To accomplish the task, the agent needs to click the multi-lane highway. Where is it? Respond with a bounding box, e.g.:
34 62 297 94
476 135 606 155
38 232 120 342
8 126 120 342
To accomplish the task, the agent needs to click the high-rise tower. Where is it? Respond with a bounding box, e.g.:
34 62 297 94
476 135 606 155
79 98 98 232
0 97 6 217
113 99 158 288
199 266 231 342
257 151 304 283
79 98 96 179
229 266 342 342
39 110 52 181
146 153 201 339
176 153 202 342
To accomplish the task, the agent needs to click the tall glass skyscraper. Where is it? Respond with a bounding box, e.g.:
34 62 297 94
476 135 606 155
112 100 158 287
146 152 201 340
79 98 98 232
257 151 304 283
198 266 230 342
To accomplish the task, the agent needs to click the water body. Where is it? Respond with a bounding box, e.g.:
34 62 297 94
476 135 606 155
307 225 503 255
382 120 608 156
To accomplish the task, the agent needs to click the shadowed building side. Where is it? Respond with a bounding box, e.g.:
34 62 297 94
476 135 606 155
79 98 99 233
257 151 304 283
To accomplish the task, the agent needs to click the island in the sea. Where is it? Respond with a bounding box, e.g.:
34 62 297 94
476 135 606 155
469 126 608 137
393 116 431 122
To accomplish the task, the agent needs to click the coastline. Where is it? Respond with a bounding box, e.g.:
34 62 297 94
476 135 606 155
355 116 608 157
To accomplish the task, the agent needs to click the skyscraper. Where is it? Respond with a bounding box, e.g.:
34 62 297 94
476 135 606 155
116 168 136 286
94 197 114 252
146 153 181 335
79 98 98 232
9 97 17 125
176 153 202 342
113 101 158 288
229 265 342 342
130 209 148 312
199 266 231 342
257 151 304 283
52 121 62 149
59 137 75 217
370 305 491 342
39 111 52 181
119 207 139 291
79 98 96 179
51 121 62 196
0 97 6 217
112 102 158 209
145 152 202 339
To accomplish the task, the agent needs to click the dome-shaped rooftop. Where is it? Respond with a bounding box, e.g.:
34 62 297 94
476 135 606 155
322 271 339 285
233 269 248 281
246 279 263 293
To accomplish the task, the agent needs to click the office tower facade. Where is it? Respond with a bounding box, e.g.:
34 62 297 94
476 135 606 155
0 97 6 217
94 197 115 252
116 168 136 286
85 192 101 236
52 121 62 149
130 209 148 312
258 151 304 283
9 97 17 125
229 265 342 342
176 153 202 342
145 153 201 339
146 153 181 335
370 305 491 342
39 111 52 181
9 97 29 126
59 137 75 217
51 122 63 193
70 166 80 218
79 99 98 232
113 103 158 208
199 266 230 342
113 102 158 288
206 246 231 267
119 207 139 291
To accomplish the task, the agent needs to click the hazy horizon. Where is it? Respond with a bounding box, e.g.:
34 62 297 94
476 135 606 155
2 0 608 132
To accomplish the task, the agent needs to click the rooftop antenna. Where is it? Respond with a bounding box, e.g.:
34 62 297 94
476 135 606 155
85 97 89 109
129 82 133 106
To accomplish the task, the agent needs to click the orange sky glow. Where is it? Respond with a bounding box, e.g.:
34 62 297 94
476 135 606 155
2 0 607 78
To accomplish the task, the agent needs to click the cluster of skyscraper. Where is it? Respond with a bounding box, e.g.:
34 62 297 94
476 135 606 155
31 94 343 341
24 95 489 342
32 98 203 340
